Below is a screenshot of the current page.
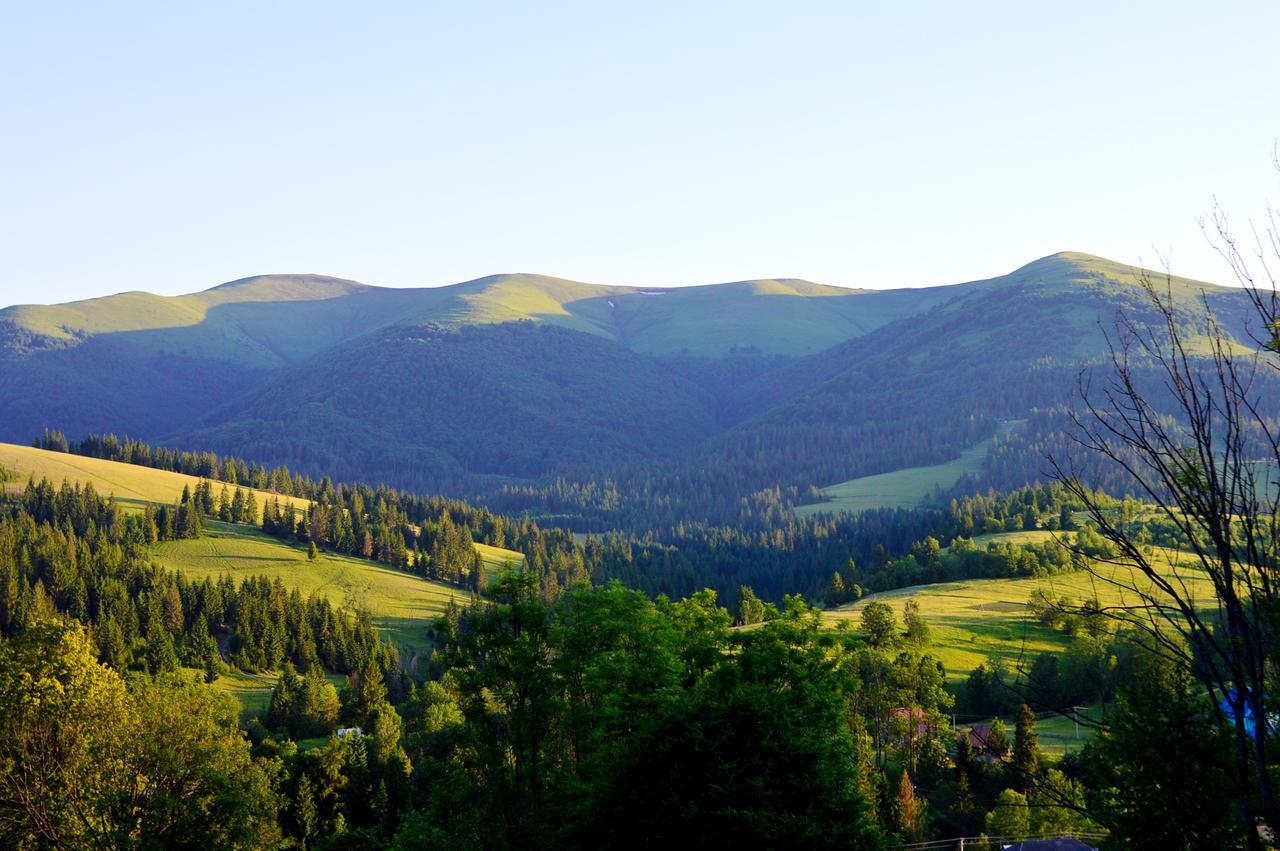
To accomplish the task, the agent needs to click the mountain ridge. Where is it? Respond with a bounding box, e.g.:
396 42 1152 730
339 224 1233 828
0 250 1258 518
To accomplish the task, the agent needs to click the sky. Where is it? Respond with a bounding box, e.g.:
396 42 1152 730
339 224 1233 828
2 1 1279 306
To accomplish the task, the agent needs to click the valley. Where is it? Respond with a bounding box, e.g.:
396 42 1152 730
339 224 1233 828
2 249 1271 849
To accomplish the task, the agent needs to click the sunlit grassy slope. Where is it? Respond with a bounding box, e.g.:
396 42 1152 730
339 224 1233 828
0 268 951 359
0 442 523 660
795 438 992 517
0 442 310 514
794 421 1029 517
154 521 468 660
823 543 1216 686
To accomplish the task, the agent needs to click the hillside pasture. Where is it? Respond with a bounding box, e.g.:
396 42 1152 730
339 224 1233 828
795 420 1027 517
824 548 1216 685
154 520 468 661
0 441 524 574
796 436 994 517
0 442 310 514
200 665 346 723
474 541 526 573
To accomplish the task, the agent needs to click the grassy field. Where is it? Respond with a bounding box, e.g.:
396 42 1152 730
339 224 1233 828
0 441 522 570
155 520 470 661
0 442 311 514
824 547 1216 686
795 420 1027 517
200 666 348 723
204 668 279 720
2 441 524 690
474 541 526 573
826 545 1213 754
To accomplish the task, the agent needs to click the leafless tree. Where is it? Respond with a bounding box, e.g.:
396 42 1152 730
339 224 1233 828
1047 192 1280 848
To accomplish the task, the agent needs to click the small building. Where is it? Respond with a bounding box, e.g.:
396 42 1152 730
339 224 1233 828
891 707 932 739
1003 840 1098 851
336 726 363 739
965 725 1011 761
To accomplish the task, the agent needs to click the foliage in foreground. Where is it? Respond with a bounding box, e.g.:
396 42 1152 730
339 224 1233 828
408 573 887 849
0 620 278 849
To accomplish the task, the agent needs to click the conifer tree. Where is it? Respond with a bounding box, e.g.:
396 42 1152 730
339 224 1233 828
895 769 924 841
243 489 258 527
1012 703 1039 793
737 585 765 625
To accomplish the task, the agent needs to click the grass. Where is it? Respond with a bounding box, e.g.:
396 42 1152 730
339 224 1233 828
826 544 1214 754
824 547 1216 687
474 541 526 573
795 425 1025 517
0 441 522 571
0 442 523 667
155 520 469 662
0 442 310 515
200 665 347 723
204 667 279 720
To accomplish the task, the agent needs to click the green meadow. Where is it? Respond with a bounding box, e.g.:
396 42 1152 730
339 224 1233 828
795 420 1028 517
824 543 1213 754
200 666 346 724
0 442 311 515
795 435 995 517
824 545 1216 686
153 520 469 661
1 443 526 712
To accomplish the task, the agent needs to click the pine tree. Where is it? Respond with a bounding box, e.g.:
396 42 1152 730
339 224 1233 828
825 571 846 607
146 626 179 674
293 773 318 847
308 542 319 561
162 584 184 633
737 585 765 625
203 647 220 684
895 769 923 841
243 489 258 526
1012 703 1039 793
269 664 299 734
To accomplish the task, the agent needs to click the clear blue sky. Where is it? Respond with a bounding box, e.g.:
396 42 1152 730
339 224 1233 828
2 1 1278 305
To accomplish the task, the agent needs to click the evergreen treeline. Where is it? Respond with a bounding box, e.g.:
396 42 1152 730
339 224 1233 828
0 477 397 682
31 429 1121 607
39 431 594 597
594 482 1098 605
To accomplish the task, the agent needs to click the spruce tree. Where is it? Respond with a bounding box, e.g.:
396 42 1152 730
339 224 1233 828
218 485 232 521
1012 703 1039 793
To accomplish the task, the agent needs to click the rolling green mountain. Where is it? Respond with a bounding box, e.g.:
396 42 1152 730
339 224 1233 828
0 268 966 361
0 252 1256 518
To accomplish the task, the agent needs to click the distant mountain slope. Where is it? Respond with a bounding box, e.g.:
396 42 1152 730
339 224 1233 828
0 265 975 448
723 252 1256 477
0 267 975 363
0 251 1254 517
174 322 721 488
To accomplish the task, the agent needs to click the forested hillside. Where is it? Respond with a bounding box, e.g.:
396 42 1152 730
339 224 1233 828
1 252 1260 528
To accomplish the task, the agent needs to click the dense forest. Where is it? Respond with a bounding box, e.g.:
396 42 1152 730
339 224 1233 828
0 476 1244 848
38 431 1121 606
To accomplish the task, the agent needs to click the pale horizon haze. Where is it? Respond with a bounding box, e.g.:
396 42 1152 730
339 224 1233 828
2 1 1279 307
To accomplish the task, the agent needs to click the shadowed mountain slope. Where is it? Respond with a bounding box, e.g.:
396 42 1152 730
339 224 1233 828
0 252 1255 517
